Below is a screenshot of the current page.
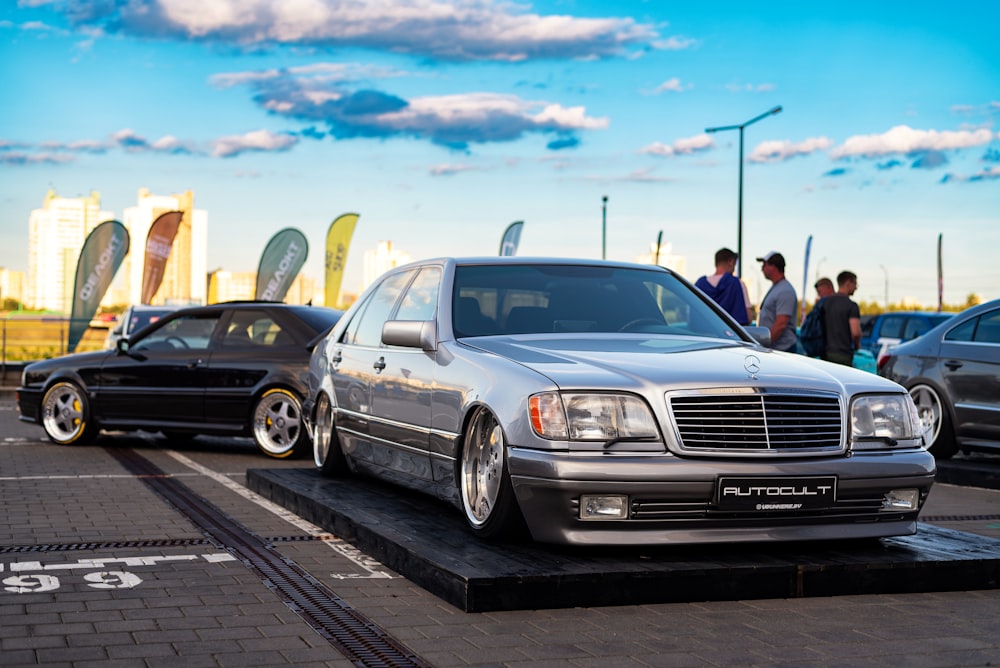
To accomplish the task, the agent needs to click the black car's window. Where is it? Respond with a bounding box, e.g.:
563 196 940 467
454 264 740 339
223 310 296 348
395 267 440 321
345 270 415 347
132 313 221 352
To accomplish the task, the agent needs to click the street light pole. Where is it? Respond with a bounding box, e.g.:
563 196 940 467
706 105 782 278
879 264 889 310
601 195 608 260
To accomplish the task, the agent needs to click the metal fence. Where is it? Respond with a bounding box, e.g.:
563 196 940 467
1 315 109 366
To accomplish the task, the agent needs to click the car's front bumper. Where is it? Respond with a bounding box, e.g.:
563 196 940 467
16 386 42 424
507 448 936 545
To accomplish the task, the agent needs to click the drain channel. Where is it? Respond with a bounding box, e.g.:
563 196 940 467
105 447 430 668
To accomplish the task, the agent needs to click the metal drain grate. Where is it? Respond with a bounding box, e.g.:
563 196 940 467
0 538 213 554
921 514 1000 522
105 447 430 668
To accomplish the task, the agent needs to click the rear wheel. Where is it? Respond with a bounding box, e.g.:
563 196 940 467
252 388 305 459
41 381 97 445
313 393 349 476
459 406 525 540
909 383 958 459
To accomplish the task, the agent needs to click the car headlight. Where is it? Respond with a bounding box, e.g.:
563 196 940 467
529 392 659 441
850 394 921 450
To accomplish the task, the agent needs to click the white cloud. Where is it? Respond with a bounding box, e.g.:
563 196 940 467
640 133 714 158
748 136 833 163
68 0 660 62
211 129 298 158
831 125 995 159
651 78 691 94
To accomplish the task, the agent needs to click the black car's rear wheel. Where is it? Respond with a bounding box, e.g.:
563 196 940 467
252 388 305 459
313 393 349 476
459 406 524 539
909 383 958 459
41 381 97 445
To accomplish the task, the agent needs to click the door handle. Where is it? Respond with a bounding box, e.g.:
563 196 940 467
373 357 386 372
187 359 204 369
944 360 963 371
331 350 343 366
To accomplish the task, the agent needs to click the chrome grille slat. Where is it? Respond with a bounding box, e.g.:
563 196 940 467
669 391 843 453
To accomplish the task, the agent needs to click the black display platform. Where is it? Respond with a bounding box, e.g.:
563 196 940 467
246 468 1000 612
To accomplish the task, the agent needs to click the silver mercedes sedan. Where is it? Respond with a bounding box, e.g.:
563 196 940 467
306 257 935 546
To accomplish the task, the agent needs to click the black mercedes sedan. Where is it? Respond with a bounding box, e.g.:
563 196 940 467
17 302 342 458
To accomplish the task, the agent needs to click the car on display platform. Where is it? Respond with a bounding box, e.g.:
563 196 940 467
879 298 1000 460
17 302 343 458
305 257 935 546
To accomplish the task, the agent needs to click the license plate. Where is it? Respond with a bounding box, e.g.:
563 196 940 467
716 476 837 511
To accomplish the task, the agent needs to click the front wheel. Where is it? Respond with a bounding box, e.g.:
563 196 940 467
41 381 98 445
252 388 305 459
909 383 958 459
459 406 525 540
313 393 349 476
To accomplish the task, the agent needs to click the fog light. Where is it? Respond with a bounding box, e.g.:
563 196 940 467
882 488 920 511
580 495 628 520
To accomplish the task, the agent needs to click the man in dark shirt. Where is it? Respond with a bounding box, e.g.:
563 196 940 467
823 271 862 365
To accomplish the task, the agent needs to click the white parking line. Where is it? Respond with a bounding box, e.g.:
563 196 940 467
162 450 393 579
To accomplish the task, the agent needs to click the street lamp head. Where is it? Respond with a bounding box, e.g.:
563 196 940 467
769 105 783 116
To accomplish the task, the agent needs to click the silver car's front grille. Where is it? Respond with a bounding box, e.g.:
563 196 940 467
668 391 843 454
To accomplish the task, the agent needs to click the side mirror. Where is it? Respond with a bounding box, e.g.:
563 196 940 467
744 326 771 347
381 320 437 351
116 338 130 354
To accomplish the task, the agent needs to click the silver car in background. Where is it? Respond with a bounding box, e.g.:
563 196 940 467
307 257 935 546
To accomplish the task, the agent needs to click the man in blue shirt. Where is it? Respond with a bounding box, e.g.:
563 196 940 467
694 247 753 325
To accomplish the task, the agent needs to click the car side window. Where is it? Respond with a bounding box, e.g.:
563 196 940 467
223 310 294 348
902 318 930 340
346 270 415 347
879 316 905 339
973 309 1000 344
133 313 221 352
945 318 976 342
395 267 441 321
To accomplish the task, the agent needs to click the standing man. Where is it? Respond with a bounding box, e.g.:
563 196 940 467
756 251 799 352
814 277 835 299
822 270 862 365
695 247 754 325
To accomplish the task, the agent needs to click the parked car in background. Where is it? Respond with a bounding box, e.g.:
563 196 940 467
104 304 179 349
860 311 955 365
306 257 934 546
18 302 342 458
879 299 1000 459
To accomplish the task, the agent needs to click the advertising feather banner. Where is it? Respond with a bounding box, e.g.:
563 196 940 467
325 213 359 308
69 220 130 352
255 228 309 302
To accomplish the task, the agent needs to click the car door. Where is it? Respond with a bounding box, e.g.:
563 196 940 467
940 307 1000 441
330 269 417 464
202 307 305 429
95 310 222 426
367 266 441 481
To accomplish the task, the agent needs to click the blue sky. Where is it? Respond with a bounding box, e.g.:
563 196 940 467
1 0 998 307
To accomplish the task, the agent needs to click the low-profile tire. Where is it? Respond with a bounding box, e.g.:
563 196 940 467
908 383 958 459
41 381 98 445
459 406 526 540
251 388 305 459
312 392 349 476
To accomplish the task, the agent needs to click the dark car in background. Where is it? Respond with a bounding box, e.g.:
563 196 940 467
18 302 342 458
879 299 1000 459
860 311 955 365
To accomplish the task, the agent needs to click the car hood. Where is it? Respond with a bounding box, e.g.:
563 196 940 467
24 349 116 375
465 335 903 395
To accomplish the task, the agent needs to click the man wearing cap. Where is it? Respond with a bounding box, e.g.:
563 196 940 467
756 250 799 352
695 247 754 325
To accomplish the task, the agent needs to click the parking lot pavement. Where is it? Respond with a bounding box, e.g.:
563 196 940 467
2 399 1000 667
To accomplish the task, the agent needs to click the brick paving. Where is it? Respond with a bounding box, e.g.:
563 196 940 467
2 399 1000 667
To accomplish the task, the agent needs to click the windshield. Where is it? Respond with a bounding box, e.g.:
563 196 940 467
452 264 743 340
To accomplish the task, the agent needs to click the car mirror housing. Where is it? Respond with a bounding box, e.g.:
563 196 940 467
116 338 130 354
381 320 437 351
744 325 771 347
